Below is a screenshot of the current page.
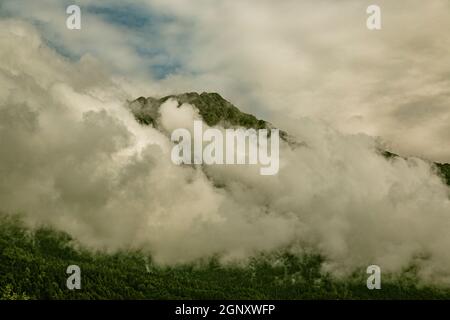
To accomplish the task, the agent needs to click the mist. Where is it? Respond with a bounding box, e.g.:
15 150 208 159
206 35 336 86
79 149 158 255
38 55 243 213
1 16 450 285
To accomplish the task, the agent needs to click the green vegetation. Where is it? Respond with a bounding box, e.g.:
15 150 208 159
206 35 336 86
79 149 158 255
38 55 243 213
436 163 450 186
1 216 450 300
131 92 288 140
132 92 449 182
1 93 448 300
382 151 450 186
159 92 267 129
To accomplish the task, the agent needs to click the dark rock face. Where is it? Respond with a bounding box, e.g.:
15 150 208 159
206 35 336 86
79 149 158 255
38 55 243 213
129 96 161 126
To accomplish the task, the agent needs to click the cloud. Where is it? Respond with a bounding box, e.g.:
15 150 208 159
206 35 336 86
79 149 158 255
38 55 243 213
143 0 450 162
2 0 449 162
159 99 200 132
0 3 450 284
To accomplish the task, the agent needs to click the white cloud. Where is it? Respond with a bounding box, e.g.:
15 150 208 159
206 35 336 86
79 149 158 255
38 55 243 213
1 3 450 284
144 0 450 162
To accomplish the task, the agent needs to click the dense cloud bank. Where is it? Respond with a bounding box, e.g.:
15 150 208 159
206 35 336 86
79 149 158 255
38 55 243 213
2 0 450 162
1 21 449 283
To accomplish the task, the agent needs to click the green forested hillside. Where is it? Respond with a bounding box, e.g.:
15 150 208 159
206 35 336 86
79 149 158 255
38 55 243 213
131 92 450 184
132 92 267 129
1 93 449 300
1 217 450 300
436 163 450 186
130 92 290 140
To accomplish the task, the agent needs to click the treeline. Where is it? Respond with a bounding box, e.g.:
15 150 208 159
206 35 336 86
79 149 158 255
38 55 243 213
1 216 450 300
436 163 450 186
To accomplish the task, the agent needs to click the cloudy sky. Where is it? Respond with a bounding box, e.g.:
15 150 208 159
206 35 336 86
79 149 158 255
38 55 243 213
1 0 449 162
1 1 450 282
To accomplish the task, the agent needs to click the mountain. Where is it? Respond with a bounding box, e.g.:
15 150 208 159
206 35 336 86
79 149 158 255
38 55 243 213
131 92 267 129
0 92 449 300
3 216 450 299
437 163 450 186
129 92 290 141
130 92 450 186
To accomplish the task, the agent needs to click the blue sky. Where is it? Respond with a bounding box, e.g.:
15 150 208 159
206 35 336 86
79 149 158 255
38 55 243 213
0 0 184 80
84 3 183 78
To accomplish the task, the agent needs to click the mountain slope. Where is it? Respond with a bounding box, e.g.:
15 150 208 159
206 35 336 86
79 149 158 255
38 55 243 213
2 216 450 300
130 92 290 141
130 92 450 186
132 92 267 129
436 163 450 186
0 92 449 300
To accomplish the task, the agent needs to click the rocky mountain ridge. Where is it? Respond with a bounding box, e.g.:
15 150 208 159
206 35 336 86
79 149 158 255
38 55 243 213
129 92 450 186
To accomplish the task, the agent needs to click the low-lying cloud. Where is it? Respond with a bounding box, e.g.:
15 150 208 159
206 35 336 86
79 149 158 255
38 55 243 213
1 20 450 284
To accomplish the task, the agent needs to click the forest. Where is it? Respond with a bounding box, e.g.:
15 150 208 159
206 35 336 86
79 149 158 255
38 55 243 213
1 215 450 300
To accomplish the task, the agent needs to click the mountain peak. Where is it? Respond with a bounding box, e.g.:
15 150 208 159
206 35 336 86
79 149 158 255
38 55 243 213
131 92 268 130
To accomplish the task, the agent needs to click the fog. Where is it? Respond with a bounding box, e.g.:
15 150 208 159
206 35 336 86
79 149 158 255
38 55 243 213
1 19 450 284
